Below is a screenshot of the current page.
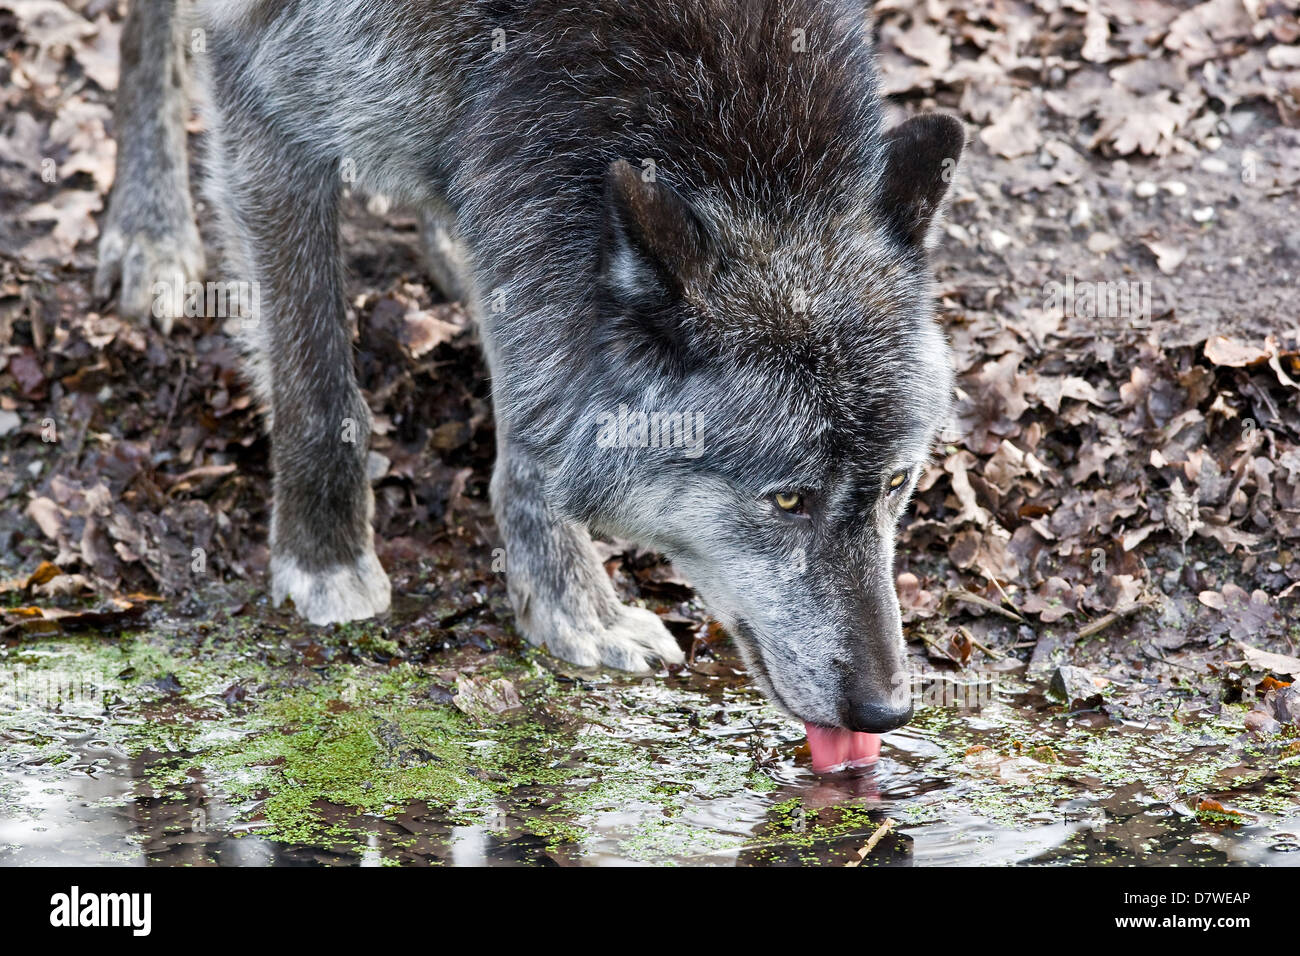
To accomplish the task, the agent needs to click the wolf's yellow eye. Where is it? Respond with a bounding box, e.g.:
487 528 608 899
773 491 803 513
888 470 908 492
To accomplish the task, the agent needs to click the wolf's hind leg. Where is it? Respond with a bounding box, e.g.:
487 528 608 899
207 114 390 625
492 439 684 672
95 0 204 332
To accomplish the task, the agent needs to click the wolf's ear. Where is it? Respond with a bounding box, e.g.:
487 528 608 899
878 113 965 248
601 159 714 304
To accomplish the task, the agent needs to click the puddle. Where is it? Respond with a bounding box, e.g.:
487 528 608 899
1 604 1298 866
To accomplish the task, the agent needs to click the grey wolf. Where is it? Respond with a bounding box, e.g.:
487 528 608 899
96 0 963 746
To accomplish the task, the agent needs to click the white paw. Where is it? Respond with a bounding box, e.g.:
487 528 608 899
529 602 685 673
95 224 205 333
270 550 392 626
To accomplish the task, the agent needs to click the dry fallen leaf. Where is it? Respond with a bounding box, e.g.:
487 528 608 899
1091 87 1203 156
1204 335 1271 367
1165 0 1255 66
1234 642 1300 680
1198 589 1227 610
979 93 1042 159
1081 7 1116 64
452 674 522 721
895 21 951 73
21 189 102 261
25 561 61 588
79 13 123 91
403 305 467 359
1145 240 1187 275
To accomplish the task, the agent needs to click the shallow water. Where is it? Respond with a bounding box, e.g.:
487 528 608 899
1 611 1298 867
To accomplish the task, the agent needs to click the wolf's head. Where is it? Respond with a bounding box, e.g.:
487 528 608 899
552 114 963 735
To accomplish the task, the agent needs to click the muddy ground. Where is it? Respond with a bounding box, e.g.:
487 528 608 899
1 1 1299 865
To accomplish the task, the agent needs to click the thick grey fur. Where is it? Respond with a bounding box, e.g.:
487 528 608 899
99 0 964 734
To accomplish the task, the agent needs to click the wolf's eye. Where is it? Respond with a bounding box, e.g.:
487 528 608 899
887 470 909 494
772 491 805 514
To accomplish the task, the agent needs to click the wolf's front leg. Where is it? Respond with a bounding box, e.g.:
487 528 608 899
95 0 204 331
492 439 684 672
206 110 390 625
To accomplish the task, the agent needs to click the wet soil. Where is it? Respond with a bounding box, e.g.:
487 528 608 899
3 583 1298 866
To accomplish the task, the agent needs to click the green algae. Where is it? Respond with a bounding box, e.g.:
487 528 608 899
3 603 1299 865
0 622 773 857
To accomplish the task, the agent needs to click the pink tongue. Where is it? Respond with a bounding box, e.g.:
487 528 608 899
804 723 881 773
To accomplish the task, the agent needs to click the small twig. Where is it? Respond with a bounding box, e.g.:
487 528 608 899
1140 642 1199 672
438 596 487 629
916 631 960 663
1077 612 1122 639
164 462 237 495
161 356 189 441
958 625 1006 661
846 818 896 867
945 589 1025 623
1077 600 1152 639
979 565 1022 618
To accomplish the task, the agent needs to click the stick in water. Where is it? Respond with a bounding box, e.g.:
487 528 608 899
846 818 896 867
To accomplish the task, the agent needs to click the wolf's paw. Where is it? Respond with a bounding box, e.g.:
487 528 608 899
95 217 205 334
270 550 392 626
533 603 685 673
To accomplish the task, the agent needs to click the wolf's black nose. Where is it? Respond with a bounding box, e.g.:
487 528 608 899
843 700 913 733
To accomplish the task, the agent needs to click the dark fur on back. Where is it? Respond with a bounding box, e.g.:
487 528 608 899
437 0 950 494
